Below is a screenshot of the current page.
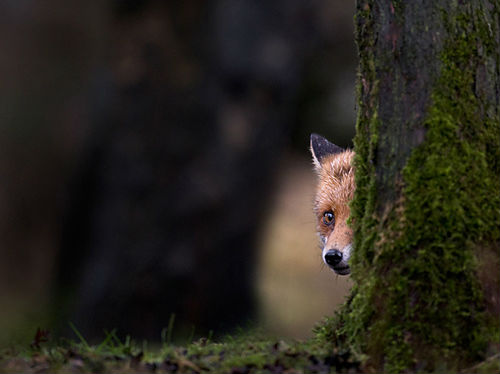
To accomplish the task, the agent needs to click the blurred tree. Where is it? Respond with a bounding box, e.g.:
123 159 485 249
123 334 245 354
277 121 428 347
53 0 353 341
337 1 500 372
0 0 357 343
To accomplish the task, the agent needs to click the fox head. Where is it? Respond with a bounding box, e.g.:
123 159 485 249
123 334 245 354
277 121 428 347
310 134 355 275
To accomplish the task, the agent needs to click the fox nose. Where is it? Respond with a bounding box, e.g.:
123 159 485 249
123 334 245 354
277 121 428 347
324 249 343 266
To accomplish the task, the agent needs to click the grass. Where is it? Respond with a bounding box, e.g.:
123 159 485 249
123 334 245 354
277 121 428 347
1 319 499 373
0 320 360 373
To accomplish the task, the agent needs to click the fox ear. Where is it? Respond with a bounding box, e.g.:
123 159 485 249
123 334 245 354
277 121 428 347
310 133 344 170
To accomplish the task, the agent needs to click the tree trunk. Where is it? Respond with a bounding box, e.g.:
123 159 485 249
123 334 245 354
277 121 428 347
341 1 500 371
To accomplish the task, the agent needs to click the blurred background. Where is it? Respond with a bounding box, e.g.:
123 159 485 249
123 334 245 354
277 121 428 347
0 0 356 344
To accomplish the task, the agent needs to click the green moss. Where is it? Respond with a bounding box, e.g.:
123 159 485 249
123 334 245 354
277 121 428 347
333 2 500 372
0 329 362 373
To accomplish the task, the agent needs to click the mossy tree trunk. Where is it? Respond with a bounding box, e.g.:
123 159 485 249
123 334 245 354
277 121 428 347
342 0 500 372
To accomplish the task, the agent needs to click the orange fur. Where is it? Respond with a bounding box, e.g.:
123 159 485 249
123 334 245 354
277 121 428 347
310 134 355 275
314 151 355 251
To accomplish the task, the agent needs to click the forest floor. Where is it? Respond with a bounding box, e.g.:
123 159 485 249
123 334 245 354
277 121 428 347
1 325 499 374
0 324 361 374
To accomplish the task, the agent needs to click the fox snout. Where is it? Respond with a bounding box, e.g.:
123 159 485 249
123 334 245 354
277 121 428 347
321 220 353 275
323 244 351 275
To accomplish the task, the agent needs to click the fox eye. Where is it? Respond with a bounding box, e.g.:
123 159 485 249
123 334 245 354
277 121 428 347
322 210 335 226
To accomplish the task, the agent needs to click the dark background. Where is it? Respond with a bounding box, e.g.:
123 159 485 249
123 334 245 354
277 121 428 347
0 0 356 344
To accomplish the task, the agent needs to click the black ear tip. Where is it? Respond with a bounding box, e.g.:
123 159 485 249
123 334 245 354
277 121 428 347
310 133 328 149
310 133 344 161
310 133 323 142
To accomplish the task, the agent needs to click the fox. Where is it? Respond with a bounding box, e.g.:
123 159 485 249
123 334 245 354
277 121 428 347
310 133 355 275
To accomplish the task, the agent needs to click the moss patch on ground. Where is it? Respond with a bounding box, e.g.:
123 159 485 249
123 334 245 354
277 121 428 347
2 322 499 373
0 327 361 374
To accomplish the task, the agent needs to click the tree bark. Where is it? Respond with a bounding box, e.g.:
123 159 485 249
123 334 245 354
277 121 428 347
341 0 500 371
